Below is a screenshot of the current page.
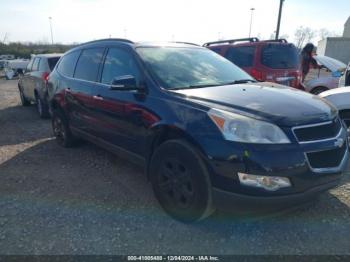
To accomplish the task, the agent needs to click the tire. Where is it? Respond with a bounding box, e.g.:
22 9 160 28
19 86 30 106
311 86 328 95
52 109 76 148
150 139 214 223
35 93 50 119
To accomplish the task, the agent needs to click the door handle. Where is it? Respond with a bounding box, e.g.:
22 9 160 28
93 95 104 100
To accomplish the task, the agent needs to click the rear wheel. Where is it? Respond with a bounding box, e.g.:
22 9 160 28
19 87 30 106
35 93 50 119
52 109 76 147
311 86 328 95
150 139 213 223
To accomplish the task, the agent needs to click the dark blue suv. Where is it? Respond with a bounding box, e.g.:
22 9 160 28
47 39 348 222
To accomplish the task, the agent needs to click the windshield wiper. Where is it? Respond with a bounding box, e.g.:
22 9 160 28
168 83 224 90
168 79 257 90
224 79 257 85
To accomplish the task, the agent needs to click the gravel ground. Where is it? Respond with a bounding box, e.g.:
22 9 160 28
0 78 349 255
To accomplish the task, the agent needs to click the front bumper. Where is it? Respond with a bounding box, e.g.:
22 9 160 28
212 179 340 212
199 124 348 208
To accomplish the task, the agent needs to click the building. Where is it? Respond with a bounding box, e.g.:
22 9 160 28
317 16 350 64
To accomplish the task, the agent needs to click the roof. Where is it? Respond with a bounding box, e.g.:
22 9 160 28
203 38 290 48
34 53 63 58
74 38 201 49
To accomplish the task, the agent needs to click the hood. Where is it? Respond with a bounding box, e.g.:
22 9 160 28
173 82 337 127
313 55 346 73
320 86 350 98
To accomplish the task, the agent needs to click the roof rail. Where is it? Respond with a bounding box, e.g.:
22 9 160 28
79 38 134 46
203 37 260 47
172 41 200 46
261 39 288 43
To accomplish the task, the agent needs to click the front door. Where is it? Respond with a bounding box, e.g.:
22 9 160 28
90 47 156 156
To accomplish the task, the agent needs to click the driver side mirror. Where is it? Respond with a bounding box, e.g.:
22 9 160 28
110 75 139 91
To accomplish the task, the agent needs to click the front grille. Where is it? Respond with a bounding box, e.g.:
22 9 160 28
306 143 346 169
293 118 341 142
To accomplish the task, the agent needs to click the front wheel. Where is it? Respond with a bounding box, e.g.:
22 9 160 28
311 86 328 95
150 139 214 223
52 110 76 147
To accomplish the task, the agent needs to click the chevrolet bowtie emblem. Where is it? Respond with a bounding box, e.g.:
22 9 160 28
334 138 345 148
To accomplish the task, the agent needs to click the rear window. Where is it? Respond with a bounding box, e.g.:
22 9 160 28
224 46 255 67
74 48 104 82
209 47 222 54
48 57 60 71
261 44 299 69
57 51 80 77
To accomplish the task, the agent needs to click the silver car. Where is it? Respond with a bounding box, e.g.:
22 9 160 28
18 54 62 118
303 55 346 94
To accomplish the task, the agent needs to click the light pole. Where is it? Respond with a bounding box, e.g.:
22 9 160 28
49 17 54 45
275 0 285 40
249 8 255 38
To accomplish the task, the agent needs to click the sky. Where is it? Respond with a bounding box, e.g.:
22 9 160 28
0 0 349 45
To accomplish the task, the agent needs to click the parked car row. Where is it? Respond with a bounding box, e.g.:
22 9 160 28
2 59 30 80
16 38 349 222
18 54 62 118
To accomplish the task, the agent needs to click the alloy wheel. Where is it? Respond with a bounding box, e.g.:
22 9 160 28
158 158 195 209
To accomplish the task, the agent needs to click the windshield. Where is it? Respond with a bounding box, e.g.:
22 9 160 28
261 44 299 69
136 47 254 89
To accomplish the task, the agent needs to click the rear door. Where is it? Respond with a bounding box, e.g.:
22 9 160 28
21 58 34 95
24 57 41 100
67 47 105 133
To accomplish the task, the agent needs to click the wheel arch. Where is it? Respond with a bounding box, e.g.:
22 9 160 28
145 124 208 180
310 86 329 94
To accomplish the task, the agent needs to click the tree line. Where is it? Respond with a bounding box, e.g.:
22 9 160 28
0 42 77 59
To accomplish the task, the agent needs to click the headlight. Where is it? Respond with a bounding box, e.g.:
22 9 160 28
238 173 291 191
208 108 290 144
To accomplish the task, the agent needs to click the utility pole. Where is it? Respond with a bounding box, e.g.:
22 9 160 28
249 8 255 38
275 0 284 40
2 32 8 44
49 17 54 45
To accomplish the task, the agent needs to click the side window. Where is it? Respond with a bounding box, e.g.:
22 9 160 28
39 58 47 71
31 58 41 71
101 48 140 84
224 46 256 67
74 48 104 82
57 51 81 77
26 58 34 72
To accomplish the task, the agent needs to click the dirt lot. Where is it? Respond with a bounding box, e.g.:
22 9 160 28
0 78 349 255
